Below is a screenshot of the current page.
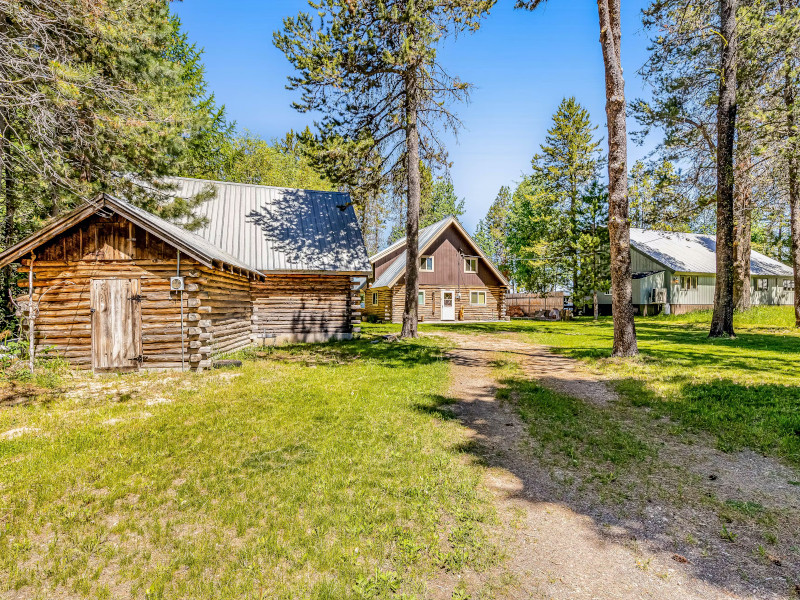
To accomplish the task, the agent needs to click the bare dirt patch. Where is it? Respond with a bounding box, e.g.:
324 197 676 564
435 331 799 600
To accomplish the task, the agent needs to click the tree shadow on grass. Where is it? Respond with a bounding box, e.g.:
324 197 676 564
237 336 448 370
632 377 800 465
414 366 800 599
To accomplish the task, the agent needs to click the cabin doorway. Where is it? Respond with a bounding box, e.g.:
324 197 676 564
441 290 456 321
91 278 142 372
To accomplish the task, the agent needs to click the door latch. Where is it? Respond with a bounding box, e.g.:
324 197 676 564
129 294 143 302
129 354 144 363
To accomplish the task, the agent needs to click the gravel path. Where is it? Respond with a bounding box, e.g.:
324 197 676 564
435 331 798 600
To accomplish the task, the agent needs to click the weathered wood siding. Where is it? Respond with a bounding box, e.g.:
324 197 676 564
199 266 253 358
17 213 253 371
18 258 209 370
251 274 359 343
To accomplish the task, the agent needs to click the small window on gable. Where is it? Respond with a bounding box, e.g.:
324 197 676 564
464 258 478 273
470 291 486 305
418 290 425 305
783 278 795 291
679 275 697 290
757 278 769 291
420 256 434 271
372 292 378 305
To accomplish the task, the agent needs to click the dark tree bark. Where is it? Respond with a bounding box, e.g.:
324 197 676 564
710 0 738 338
597 0 637 356
733 143 752 311
0 107 15 312
786 78 800 327
401 69 421 339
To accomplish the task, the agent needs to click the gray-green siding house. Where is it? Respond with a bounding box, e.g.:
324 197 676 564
597 229 795 315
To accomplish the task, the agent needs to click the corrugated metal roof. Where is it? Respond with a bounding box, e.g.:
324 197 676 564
104 194 261 275
371 218 452 288
630 228 793 276
0 193 261 278
163 177 370 273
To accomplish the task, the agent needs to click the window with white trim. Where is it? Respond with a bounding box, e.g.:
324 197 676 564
679 275 698 290
418 290 425 305
470 291 487 305
464 257 478 273
756 278 769 291
783 278 795 291
372 292 378 305
420 256 434 271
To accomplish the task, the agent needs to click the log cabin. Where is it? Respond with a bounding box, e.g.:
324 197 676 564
0 178 370 372
365 217 509 323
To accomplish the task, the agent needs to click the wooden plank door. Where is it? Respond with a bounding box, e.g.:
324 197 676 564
91 278 142 372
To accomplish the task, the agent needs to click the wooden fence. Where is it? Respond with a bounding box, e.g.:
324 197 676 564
506 292 565 316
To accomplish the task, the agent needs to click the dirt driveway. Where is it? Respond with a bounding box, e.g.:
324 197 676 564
433 331 800 600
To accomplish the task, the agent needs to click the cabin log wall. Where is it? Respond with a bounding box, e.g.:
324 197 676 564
251 274 358 343
18 259 204 371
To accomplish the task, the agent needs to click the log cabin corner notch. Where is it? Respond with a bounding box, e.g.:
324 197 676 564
0 179 371 372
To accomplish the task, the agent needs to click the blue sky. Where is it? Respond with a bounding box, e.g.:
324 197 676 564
173 0 659 233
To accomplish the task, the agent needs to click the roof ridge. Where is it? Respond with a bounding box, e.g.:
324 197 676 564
163 175 347 195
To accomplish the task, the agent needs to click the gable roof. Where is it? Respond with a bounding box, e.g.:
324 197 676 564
0 194 263 277
630 228 793 277
370 216 509 288
163 177 370 274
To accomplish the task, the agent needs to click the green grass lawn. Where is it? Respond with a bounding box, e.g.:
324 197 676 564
0 338 497 599
367 306 800 466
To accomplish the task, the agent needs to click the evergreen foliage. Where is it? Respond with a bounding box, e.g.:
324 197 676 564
276 0 495 337
530 97 603 294
474 185 512 274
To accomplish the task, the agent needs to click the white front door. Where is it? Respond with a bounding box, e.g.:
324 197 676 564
441 290 455 321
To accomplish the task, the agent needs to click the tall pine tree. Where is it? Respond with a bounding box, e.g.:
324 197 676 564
530 97 602 297
518 0 638 356
275 0 494 338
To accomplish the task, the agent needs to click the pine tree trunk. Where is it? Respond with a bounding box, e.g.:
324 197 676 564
710 0 738 338
733 143 752 311
593 290 598 320
0 107 15 312
786 77 800 327
401 69 421 339
597 0 637 356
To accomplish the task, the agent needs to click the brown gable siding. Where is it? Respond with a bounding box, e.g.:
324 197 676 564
373 245 404 280
398 224 503 287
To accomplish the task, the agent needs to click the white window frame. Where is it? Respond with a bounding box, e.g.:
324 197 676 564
464 257 478 273
372 292 378 305
418 290 426 305
420 255 434 272
757 278 769 291
783 278 795 291
679 275 697 291
470 290 487 306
